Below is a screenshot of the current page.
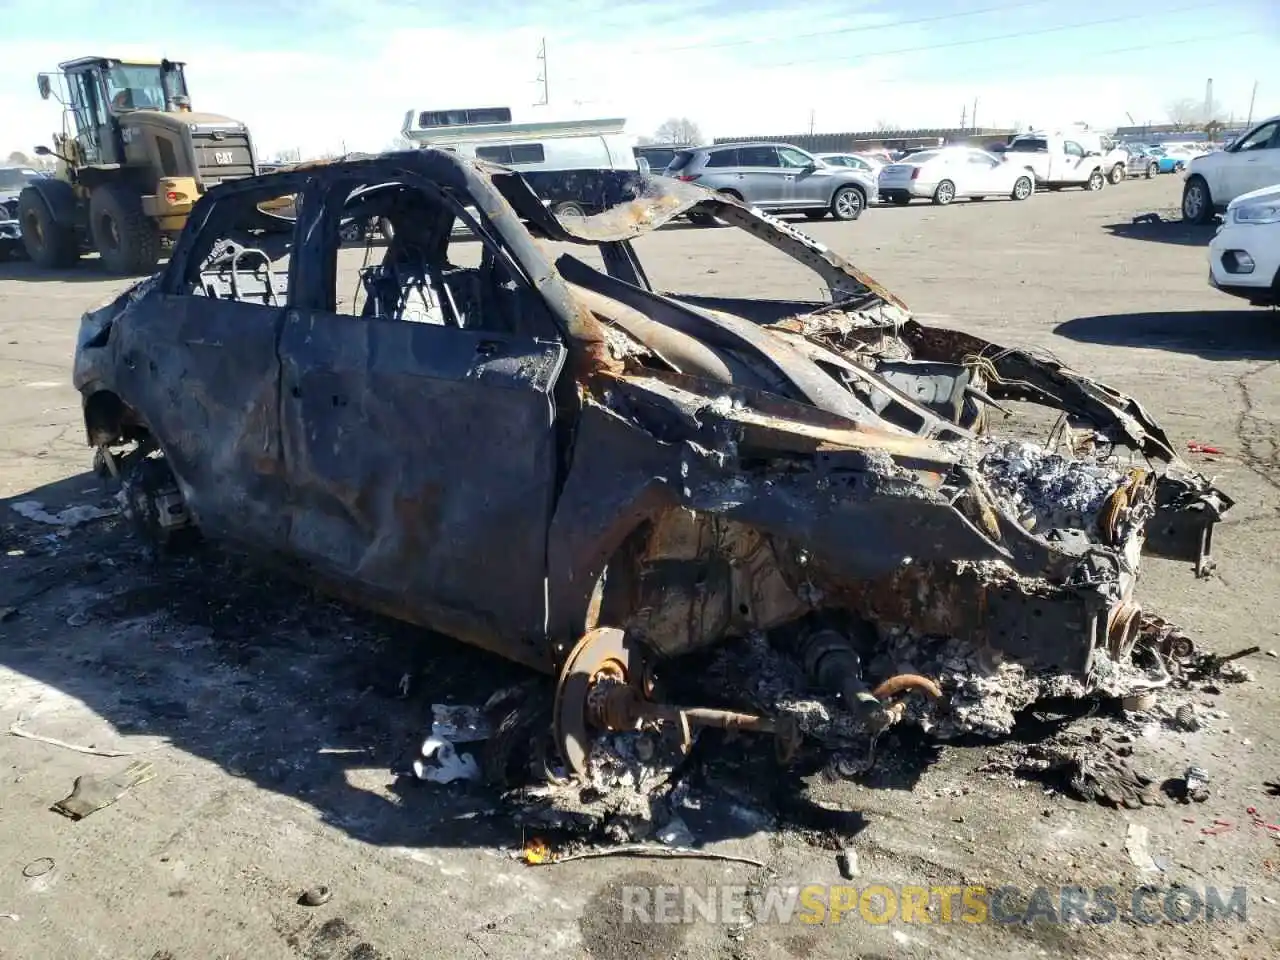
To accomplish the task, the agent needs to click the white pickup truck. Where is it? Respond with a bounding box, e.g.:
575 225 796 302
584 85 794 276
1003 133 1110 191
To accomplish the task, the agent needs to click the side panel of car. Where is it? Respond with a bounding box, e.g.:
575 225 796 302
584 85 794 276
109 291 295 552
1223 120 1280 200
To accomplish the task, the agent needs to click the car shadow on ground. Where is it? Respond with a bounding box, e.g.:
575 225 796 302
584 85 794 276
1055 310 1280 361
0 474 893 855
1102 215 1217 247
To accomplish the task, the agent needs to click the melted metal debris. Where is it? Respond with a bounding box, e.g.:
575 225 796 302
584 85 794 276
977 440 1123 533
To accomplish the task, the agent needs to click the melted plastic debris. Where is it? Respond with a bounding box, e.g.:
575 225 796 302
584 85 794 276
977 440 1122 533
10 501 117 528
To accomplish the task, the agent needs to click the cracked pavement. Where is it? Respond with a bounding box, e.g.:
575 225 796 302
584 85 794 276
1 177 1278 960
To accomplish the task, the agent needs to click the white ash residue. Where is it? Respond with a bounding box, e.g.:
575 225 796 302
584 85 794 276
868 629 1185 739
977 440 1122 534
584 731 684 792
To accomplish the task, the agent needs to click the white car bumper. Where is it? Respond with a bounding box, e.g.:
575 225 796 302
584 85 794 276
877 175 936 200
1208 218 1280 304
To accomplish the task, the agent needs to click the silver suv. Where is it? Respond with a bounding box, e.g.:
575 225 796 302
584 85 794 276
664 142 876 222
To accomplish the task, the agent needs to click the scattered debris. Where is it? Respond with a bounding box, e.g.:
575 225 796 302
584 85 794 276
1122 692 1157 713
655 815 696 848
1174 704 1200 731
836 848 859 879
297 886 333 907
1201 819 1233 837
0 914 17 922
1125 823 1161 872
21 858 54 879
51 760 156 820
9 500 116 528
525 844 766 868
412 736 481 784
1186 441 1224 455
431 704 492 743
1183 766 1211 803
7 716 166 757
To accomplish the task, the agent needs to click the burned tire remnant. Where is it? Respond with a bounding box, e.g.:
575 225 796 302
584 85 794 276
70 154 1235 781
120 455 197 553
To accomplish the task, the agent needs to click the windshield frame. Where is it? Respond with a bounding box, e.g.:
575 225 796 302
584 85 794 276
103 62 189 113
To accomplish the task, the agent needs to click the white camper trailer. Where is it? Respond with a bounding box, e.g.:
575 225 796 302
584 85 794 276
400 106 641 215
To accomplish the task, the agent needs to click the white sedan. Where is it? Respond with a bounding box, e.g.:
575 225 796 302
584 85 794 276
877 147 1035 206
815 152 884 177
1208 183 1280 306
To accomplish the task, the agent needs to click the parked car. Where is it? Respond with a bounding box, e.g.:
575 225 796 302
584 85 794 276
634 144 689 177
1207 182 1280 305
0 165 43 259
814 152 883 177
1121 145 1161 180
1004 133 1109 191
1147 145 1195 174
69 152 1231 777
876 147 1035 205
664 142 876 221
1183 115 1280 224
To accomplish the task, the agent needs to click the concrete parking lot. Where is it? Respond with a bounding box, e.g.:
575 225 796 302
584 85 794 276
1 176 1278 960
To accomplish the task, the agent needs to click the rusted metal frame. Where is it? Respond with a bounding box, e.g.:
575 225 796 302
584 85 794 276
606 368 959 461
813 561 1116 675
555 253 891 424
598 239 651 290
1145 474 1234 574
545 401 686 654
899 320 1180 461
704 199 908 309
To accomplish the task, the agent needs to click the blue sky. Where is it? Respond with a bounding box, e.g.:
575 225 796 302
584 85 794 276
1 0 1277 159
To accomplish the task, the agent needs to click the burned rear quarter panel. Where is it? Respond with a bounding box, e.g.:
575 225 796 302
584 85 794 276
98 293 293 553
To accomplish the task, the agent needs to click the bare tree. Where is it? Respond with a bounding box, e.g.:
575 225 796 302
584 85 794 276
1166 96 1227 133
872 119 896 132
1166 98 1199 130
652 118 704 145
386 135 415 152
6 150 31 165
273 147 302 163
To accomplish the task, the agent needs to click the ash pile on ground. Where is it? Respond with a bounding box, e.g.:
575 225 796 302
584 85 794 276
976 439 1122 533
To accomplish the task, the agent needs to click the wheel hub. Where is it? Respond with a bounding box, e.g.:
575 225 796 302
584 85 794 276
553 627 800 778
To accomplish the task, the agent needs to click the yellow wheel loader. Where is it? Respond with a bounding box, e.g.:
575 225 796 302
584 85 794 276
18 57 274 274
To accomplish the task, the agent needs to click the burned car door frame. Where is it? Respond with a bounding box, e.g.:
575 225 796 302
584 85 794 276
272 171 568 670
95 181 302 552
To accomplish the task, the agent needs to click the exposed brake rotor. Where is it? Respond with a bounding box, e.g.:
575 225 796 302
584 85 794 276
553 627 801 779
553 627 652 779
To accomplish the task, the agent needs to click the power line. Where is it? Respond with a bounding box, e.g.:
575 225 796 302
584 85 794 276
753 2 1216 71
555 4 1223 88
655 0 1056 54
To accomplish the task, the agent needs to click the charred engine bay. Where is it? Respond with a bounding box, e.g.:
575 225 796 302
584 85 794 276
66 158 1237 848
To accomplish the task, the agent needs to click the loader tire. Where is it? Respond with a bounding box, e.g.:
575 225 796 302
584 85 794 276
18 187 78 269
90 184 161 275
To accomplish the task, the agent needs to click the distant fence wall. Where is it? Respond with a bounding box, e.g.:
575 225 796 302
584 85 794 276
713 127 1018 152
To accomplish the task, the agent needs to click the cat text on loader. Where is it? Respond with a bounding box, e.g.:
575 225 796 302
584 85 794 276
18 56 264 274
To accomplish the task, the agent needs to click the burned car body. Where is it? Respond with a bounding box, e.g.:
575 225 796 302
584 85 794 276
72 150 1232 776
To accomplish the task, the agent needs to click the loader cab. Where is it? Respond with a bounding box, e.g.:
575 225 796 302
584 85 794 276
46 58 190 169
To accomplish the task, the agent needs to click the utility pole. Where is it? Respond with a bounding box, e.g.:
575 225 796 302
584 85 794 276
972 98 979 132
808 109 815 136
960 104 967 129
1246 80 1258 127
535 37 549 106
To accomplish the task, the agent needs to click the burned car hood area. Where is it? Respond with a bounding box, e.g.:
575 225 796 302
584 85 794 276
71 149 1233 803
